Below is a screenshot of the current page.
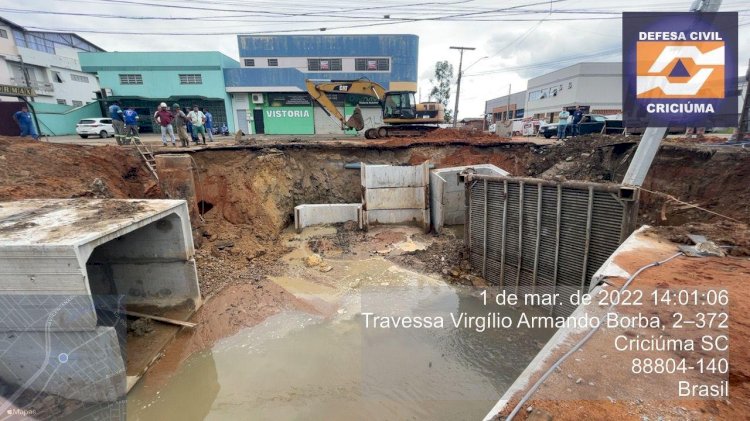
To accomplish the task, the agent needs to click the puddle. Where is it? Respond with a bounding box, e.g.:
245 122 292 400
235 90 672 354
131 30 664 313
127 229 555 420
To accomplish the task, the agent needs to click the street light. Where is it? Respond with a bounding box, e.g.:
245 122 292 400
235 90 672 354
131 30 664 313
463 56 488 74
449 46 475 127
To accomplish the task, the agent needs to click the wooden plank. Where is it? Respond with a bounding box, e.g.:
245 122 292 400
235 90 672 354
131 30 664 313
125 310 196 328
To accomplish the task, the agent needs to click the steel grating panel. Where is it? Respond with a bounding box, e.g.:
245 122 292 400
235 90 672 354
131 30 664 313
463 174 638 317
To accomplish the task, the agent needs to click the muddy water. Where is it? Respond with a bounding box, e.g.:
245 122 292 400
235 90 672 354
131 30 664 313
127 236 554 420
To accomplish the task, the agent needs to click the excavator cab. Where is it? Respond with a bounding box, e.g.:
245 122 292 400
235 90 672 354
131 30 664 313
383 92 417 120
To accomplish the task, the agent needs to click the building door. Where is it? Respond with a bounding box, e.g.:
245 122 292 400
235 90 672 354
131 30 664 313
0 102 24 136
252 109 264 134
236 109 249 135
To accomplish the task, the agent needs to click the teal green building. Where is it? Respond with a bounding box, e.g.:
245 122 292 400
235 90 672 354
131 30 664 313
79 51 239 133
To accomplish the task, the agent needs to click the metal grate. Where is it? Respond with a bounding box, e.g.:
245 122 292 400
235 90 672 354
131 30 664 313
464 174 638 317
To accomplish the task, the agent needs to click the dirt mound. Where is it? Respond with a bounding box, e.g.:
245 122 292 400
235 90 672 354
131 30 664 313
646 221 750 256
529 134 638 181
0 136 157 200
376 128 510 147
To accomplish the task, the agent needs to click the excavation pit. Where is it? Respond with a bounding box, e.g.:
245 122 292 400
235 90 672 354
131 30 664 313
2 135 749 419
127 225 557 420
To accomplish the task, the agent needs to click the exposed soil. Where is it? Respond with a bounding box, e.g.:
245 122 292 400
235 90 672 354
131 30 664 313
647 221 750 257
377 127 511 146
497 245 750 421
0 136 158 200
2 133 750 420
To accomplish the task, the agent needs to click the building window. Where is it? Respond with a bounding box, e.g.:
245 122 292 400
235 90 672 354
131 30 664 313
71 74 89 83
72 100 83 107
52 71 64 83
119 74 143 85
267 58 278 67
0 29 7 39
308 58 342 71
355 58 389 71
244 58 255 67
57 99 67 105
179 74 202 84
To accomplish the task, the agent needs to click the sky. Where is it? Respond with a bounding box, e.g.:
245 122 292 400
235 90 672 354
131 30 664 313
2 0 749 119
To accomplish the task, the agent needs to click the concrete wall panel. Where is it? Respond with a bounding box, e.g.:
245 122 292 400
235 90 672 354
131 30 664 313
365 209 430 227
364 187 426 210
361 163 429 188
361 163 430 231
294 204 362 231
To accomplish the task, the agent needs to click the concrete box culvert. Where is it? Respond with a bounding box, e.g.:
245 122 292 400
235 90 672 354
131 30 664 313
0 199 201 402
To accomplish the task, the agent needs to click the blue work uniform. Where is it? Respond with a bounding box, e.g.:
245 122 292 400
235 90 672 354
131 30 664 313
123 109 138 125
14 110 38 139
204 112 213 128
108 104 124 121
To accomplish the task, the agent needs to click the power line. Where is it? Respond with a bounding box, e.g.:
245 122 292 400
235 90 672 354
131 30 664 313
463 47 622 77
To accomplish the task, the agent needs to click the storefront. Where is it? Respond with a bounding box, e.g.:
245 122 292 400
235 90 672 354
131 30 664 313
223 34 418 136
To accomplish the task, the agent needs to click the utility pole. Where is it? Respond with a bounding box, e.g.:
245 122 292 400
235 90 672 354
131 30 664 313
736 59 750 142
506 84 511 121
450 46 475 127
622 0 723 186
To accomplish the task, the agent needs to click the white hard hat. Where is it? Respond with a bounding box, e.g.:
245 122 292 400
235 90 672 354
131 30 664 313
160 102 167 108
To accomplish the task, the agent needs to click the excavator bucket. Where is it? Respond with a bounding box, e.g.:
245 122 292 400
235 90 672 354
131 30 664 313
346 107 365 131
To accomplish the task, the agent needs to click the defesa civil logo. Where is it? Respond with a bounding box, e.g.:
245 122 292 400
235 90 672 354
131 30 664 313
623 12 738 127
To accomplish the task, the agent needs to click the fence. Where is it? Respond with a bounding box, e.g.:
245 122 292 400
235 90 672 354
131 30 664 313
461 172 639 316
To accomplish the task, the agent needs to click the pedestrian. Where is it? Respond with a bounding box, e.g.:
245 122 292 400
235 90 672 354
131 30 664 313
557 109 570 140
220 123 229 136
187 105 207 145
572 106 584 137
108 101 126 145
12 106 39 140
154 102 176 146
202 108 214 142
123 106 139 144
172 104 190 147
186 119 195 143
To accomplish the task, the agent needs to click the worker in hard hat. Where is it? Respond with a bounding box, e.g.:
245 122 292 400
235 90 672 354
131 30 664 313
153 102 176 146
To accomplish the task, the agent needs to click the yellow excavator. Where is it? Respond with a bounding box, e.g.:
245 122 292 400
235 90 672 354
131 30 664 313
305 79 445 139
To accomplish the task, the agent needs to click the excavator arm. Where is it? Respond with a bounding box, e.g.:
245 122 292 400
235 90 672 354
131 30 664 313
305 79 387 131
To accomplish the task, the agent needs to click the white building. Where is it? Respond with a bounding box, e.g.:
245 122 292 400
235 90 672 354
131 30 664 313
484 90 528 123
524 62 622 123
0 17 103 106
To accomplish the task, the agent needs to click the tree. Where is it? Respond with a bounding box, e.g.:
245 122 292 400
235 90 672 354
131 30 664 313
429 60 454 123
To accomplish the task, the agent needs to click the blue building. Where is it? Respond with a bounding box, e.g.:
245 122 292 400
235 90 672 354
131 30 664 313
80 51 240 134
223 34 419 135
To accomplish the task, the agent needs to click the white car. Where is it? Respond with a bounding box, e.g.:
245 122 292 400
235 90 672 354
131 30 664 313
76 118 114 139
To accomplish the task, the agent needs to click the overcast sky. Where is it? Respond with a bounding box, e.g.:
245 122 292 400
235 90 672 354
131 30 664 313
2 0 749 117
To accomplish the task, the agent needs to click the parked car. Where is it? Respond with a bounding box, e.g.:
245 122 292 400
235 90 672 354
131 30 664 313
540 114 624 138
76 118 114 139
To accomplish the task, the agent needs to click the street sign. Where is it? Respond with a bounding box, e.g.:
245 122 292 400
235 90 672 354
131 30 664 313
0 84 36 97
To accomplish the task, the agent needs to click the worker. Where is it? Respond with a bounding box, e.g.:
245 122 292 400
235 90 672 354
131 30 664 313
108 101 125 145
202 108 214 142
154 103 176 147
572 106 584 137
557 108 570 140
187 105 207 145
172 104 190 147
12 106 39 140
123 106 139 145
220 123 229 136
